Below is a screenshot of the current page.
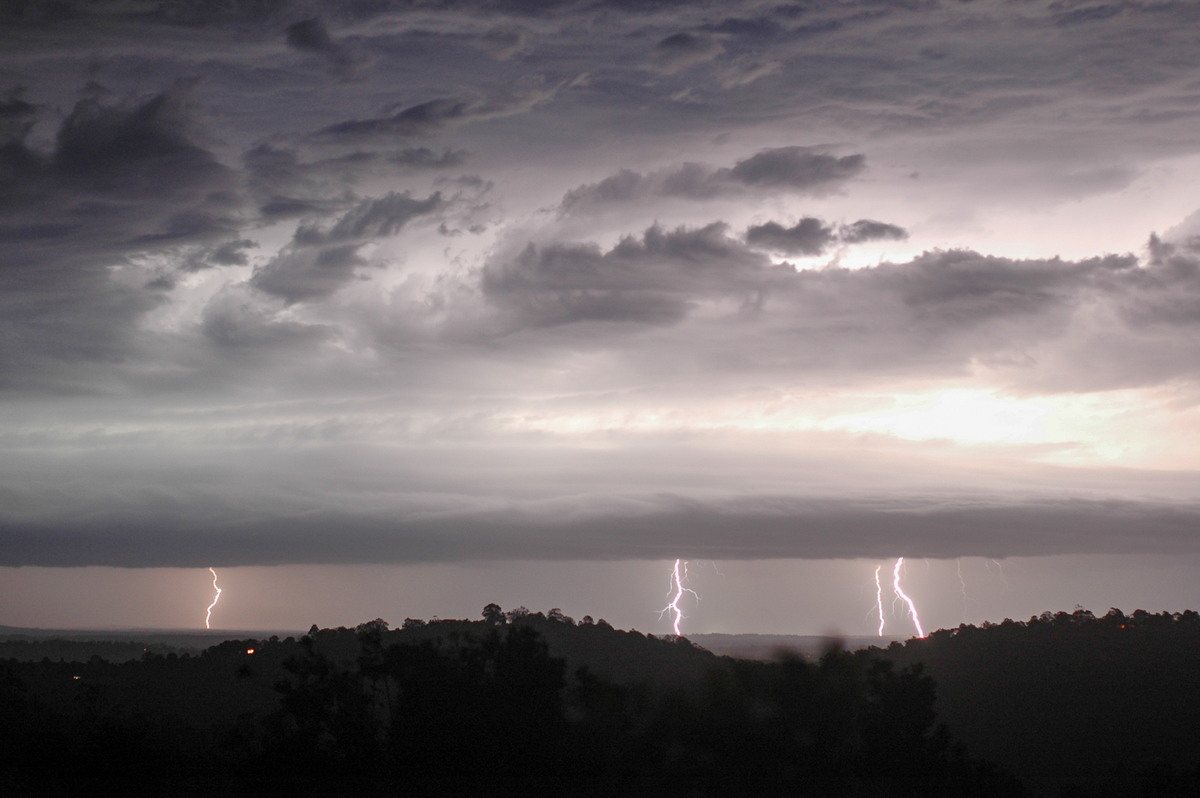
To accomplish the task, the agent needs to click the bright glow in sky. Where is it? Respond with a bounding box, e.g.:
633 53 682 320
2 0 1200 635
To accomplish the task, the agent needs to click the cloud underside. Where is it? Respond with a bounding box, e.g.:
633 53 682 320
4 492 1197 568
478 225 1200 393
4 0 1200 572
560 148 866 211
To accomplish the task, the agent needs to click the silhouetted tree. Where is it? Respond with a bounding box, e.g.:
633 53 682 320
482 602 504 626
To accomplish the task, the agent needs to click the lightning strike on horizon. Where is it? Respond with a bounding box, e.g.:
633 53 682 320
659 558 700 636
892 558 926 638
874 564 886 636
957 558 970 622
991 558 1011 590
205 567 222 630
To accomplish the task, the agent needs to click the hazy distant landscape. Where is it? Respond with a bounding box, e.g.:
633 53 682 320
0 625 898 662
4 606 1198 796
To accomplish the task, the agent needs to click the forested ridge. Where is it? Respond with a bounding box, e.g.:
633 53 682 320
2 607 1197 796
875 607 1200 797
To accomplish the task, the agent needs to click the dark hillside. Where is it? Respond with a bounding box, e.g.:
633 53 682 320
376 610 718 686
8 606 1198 795
1 605 1020 796
874 608 1200 796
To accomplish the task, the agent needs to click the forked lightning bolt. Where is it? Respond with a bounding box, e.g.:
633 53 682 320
659 558 700 636
957 558 970 622
873 566 892 633
892 557 925 638
874 565 886 636
205 567 222 630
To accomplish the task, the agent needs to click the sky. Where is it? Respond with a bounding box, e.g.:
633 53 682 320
3 0 1200 637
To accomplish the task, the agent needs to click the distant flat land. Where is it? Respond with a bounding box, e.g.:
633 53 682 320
677 633 905 660
0 626 904 662
0 625 304 660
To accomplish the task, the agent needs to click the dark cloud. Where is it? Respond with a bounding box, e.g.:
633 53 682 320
475 219 1200 392
728 147 865 189
745 218 835 255
250 244 368 304
315 86 557 143
201 284 329 349
318 97 477 139
649 32 724 74
388 147 468 168
561 147 867 212
242 142 461 228
285 16 369 76
0 0 287 25
210 238 258 266
704 15 786 38
1052 3 1127 27
286 17 335 52
0 93 36 145
745 217 907 255
488 225 1092 341
482 222 778 327
131 208 242 246
251 191 442 302
0 82 243 392
307 192 443 244
840 219 908 244
178 238 259 272
484 223 1106 342
4 457 1199 566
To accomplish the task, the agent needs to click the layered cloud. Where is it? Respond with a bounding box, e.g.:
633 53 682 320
314 87 559 144
0 82 245 392
560 148 866 212
647 32 725 74
744 218 907 255
252 192 443 302
3 0 1200 579
3 417 1200 568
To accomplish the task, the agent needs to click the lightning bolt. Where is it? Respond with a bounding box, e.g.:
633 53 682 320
874 564 886 636
205 567 222 630
990 558 1010 590
659 558 700 636
957 558 970 622
892 557 925 638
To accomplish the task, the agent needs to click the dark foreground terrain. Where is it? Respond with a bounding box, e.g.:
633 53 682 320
2 607 1198 796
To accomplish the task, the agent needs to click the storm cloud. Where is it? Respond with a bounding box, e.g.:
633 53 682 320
3 0 1200 632
252 192 443 302
561 147 866 212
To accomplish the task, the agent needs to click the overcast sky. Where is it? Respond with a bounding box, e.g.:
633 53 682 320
3 0 1200 636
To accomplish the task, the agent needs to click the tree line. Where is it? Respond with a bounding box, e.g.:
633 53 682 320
4 606 1199 795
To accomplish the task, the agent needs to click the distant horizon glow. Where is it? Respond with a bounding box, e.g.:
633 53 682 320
3 556 1198 638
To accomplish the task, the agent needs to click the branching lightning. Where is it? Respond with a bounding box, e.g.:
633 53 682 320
874 565 886 636
892 557 925 638
205 567 222 630
659 558 700 636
